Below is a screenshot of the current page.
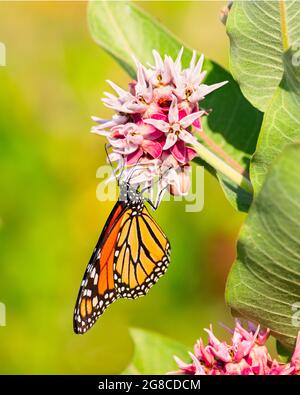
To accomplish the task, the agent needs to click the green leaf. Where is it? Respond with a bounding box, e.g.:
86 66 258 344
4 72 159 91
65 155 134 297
251 47 300 192
226 143 300 351
88 0 187 78
227 0 300 112
218 175 253 213
88 0 263 212
193 157 253 212
123 328 188 375
276 340 292 363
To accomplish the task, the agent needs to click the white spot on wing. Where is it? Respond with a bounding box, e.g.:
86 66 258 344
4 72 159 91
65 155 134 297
91 267 96 278
92 296 98 307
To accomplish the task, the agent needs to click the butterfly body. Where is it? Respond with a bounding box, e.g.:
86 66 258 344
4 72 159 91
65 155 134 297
73 182 170 334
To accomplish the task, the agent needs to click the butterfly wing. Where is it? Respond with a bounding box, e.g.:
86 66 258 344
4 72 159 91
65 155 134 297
73 201 125 334
74 199 171 334
114 206 171 299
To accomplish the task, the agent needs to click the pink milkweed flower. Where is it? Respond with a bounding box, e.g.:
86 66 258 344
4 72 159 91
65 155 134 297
225 358 253 375
173 50 228 103
169 165 191 196
291 332 300 372
109 122 163 162
103 80 147 114
144 96 204 152
91 114 128 134
92 48 228 202
194 338 215 367
172 321 300 375
148 50 174 87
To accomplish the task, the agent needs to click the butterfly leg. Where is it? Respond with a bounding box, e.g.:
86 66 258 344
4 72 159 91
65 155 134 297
145 185 168 211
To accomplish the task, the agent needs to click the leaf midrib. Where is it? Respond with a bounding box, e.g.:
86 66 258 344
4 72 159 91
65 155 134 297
102 0 135 60
279 0 290 50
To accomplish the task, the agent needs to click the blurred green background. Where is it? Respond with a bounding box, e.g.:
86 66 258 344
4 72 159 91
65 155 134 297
0 1 245 374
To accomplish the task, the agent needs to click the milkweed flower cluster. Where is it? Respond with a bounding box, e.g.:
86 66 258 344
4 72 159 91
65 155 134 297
92 48 227 202
172 321 300 375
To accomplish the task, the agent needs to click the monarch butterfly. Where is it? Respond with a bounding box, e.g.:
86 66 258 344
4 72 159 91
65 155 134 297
73 180 171 334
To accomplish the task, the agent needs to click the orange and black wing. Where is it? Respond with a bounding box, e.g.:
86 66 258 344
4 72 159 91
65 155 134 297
74 202 171 334
114 206 171 299
73 201 125 334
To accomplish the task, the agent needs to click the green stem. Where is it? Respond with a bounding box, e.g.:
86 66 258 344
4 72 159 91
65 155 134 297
193 140 254 195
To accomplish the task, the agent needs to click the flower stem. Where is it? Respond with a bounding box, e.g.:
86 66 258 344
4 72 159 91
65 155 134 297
193 140 253 195
197 129 248 177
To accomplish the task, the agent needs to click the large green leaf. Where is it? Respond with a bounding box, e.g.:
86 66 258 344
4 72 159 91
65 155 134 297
227 0 300 112
123 328 187 375
226 143 300 351
88 0 263 211
251 47 300 191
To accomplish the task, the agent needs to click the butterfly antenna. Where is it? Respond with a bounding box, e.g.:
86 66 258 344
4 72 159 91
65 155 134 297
126 156 144 184
105 144 120 187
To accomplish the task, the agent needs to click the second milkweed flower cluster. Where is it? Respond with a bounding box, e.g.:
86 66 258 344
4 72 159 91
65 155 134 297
92 48 227 201
172 321 300 375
